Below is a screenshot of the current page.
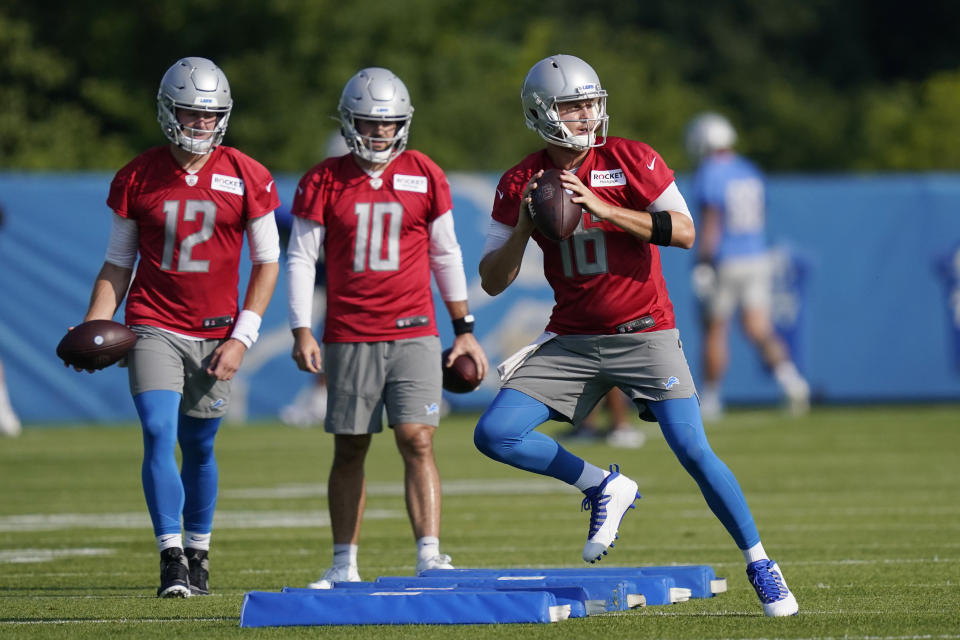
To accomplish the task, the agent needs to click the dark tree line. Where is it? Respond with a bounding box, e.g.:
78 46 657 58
2 0 958 173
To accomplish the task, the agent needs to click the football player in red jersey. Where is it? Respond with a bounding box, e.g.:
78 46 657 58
474 54 798 617
72 57 281 598
286 68 488 587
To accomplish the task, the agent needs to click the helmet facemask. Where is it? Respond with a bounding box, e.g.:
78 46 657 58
339 111 411 164
537 94 608 151
158 97 231 155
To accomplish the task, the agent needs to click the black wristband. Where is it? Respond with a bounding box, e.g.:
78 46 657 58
649 210 673 246
452 314 475 335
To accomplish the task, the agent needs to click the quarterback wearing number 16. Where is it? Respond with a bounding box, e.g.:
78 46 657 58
475 54 798 617
77 57 281 599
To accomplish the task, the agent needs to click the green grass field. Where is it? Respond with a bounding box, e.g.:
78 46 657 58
2 404 959 638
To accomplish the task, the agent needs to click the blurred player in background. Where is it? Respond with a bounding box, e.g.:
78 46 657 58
685 113 809 419
562 389 645 449
278 133 348 428
475 55 798 616
71 57 280 597
287 67 488 587
0 203 23 438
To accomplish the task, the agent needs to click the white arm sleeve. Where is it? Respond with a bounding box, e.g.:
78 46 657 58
247 212 281 263
480 217 515 259
650 181 691 218
428 211 468 301
104 213 139 268
287 216 325 330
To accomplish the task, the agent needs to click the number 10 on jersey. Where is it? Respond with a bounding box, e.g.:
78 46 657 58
353 202 403 272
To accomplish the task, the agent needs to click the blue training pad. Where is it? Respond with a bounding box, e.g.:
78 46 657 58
240 589 569 627
419 565 723 599
285 583 591 618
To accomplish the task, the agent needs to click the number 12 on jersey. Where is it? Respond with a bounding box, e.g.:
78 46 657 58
161 199 216 273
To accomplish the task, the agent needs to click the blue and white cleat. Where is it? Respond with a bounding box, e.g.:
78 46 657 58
747 559 799 616
581 464 641 563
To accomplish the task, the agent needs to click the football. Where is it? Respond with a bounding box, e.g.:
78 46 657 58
441 348 482 393
528 169 582 242
57 320 137 371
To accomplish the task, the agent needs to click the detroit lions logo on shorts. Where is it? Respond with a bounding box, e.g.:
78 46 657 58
424 403 440 416
663 376 679 390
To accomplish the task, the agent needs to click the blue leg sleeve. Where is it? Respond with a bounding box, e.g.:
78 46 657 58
134 390 184 537
474 388 585 484
648 396 760 549
178 415 221 533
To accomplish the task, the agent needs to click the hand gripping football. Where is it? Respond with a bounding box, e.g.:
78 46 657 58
57 320 137 371
528 169 582 242
441 348 482 394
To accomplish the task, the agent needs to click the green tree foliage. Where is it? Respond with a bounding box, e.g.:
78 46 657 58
1 0 957 172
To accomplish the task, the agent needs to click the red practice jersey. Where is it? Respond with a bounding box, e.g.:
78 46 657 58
108 145 280 338
492 137 678 335
292 151 452 342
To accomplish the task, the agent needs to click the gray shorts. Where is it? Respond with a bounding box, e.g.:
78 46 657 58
324 336 442 435
706 254 773 320
504 329 697 423
126 325 231 418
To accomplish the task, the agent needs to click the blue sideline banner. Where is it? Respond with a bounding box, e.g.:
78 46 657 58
1 172 959 424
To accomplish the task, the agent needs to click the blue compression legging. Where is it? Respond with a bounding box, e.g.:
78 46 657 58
134 390 222 537
474 388 760 549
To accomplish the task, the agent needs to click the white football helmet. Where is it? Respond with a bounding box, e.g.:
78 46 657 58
338 67 413 164
521 54 608 151
685 112 737 161
157 57 232 155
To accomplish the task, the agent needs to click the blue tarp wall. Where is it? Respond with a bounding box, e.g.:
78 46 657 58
1 172 958 424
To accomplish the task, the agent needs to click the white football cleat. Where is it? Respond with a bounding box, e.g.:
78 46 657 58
747 559 799 617
581 465 640 563
416 553 454 573
307 564 360 589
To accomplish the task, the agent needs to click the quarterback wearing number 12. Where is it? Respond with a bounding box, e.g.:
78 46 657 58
76 57 281 598
475 54 799 616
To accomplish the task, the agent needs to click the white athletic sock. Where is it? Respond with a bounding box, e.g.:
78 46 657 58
742 541 769 564
184 531 211 551
156 533 183 553
774 361 802 388
332 543 358 568
574 463 610 492
701 383 721 403
416 536 440 562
